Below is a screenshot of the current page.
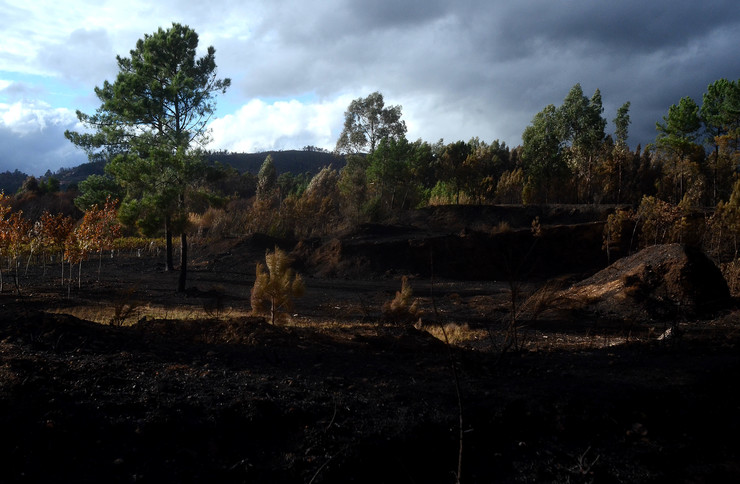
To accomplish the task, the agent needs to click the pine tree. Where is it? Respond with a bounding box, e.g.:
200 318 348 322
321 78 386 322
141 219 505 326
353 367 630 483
250 247 305 324
66 23 230 292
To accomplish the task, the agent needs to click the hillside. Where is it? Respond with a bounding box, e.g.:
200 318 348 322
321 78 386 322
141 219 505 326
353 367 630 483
55 159 108 189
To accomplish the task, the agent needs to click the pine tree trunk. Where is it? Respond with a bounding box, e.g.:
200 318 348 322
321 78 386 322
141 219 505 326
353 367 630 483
617 156 623 204
165 215 174 271
177 232 187 293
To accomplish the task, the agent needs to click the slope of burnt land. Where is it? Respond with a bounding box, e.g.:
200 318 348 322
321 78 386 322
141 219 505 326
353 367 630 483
2 205 738 483
294 221 608 281
200 204 618 282
390 203 621 232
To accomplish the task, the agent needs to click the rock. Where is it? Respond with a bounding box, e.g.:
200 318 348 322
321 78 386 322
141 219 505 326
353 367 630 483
564 244 730 320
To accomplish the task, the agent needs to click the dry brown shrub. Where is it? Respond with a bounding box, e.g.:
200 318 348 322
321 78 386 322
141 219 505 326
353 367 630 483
109 286 142 326
635 195 683 246
491 221 511 234
721 260 740 297
381 276 420 323
603 208 636 261
202 285 228 319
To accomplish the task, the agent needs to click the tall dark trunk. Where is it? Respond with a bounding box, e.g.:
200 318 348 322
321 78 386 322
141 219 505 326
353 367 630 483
177 232 187 293
165 215 174 271
617 154 623 204
713 146 720 206
587 154 594 204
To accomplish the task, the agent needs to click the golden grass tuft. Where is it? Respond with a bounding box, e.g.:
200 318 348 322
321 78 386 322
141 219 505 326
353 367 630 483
47 304 252 327
419 322 476 345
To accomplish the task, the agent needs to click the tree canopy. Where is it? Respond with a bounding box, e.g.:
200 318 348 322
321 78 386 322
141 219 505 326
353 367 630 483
655 96 702 160
335 92 407 154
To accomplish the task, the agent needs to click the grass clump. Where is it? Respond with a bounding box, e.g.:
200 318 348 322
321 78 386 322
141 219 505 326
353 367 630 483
382 276 420 323
421 322 473 345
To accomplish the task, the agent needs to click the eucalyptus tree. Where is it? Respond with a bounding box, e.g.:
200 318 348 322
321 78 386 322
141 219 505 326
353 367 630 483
614 101 632 149
558 84 607 202
335 91 407 154
65 23 230 291
521 104 568 203
608 101 632 203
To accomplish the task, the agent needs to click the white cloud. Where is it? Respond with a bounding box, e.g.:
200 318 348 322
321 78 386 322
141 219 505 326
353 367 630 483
0 100 85 175
0 100 78 135
208 95 354 153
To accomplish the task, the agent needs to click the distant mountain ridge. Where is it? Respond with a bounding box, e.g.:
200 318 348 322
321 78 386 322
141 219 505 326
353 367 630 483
0 150 345 193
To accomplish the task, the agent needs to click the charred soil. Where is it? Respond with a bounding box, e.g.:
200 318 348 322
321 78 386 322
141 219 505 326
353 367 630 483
1 221 739 483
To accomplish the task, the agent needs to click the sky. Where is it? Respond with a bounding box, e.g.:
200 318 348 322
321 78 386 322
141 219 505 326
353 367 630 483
1 0 739 176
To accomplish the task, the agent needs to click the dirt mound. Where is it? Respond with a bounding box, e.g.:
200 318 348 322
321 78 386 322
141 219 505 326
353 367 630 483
563 244 731 320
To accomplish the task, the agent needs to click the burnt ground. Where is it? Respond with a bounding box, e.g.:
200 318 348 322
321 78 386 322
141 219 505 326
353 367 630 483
1 221 740 483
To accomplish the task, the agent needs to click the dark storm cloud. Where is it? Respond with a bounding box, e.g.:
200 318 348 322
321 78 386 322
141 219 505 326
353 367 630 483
0 101 85 175
0 123 86 176
36 28 116 84
437 0 740 144
224 0 738 147
471 0 740 59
